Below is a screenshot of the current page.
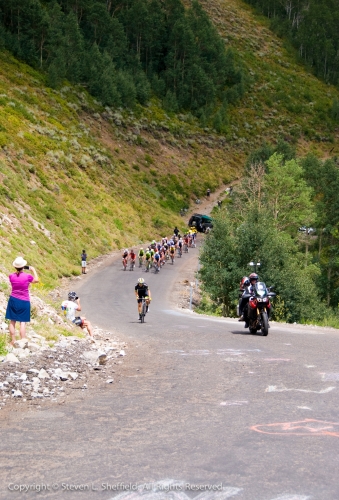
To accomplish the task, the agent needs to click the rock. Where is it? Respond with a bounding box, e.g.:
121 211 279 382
19 373 27 381
83 351 99 364
12 390 23 397
68 372 78 380
27 342 40 352
14 348 30 359
106 379 114 384
98 353 107 365
38 368 50 379
27 368 39 374
3 353 20 363
31 392 43 398
14 339 28 349
119 350 126 356
53 368 69 381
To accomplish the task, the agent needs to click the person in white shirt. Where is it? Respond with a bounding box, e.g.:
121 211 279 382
61 291 93 336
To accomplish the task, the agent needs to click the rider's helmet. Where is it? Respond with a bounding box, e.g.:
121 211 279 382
240 276 250 288
140 247 143 251
138 278 145 284
249 273 259 282
68 291 77 301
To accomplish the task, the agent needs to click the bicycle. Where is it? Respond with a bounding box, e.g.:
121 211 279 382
139 297 148 323
138 256 143 268
122 258 128 271
129 260 135 271
183 243 188 253
145 259 152 272
170 253 175 264
177 247 182 258
154 262 160 273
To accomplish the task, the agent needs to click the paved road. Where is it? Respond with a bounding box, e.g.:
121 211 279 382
1 243 339 500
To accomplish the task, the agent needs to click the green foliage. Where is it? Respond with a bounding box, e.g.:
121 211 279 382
0 334 7 356
199 153 325 323
245 0 339 86
0 0 241 117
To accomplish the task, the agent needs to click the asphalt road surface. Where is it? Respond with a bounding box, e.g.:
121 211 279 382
1 242 339 500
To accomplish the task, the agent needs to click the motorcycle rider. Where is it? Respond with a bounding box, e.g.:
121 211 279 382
238 273 259 328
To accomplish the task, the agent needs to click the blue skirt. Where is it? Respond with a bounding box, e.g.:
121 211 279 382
6 296 31 322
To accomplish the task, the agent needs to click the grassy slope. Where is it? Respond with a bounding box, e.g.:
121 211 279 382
0 0 338 295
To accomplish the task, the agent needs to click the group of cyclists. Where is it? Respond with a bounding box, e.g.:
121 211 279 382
122 226 198 273
130 227 198 321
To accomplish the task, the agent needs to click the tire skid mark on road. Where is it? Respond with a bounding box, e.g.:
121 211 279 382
320 372 339 381
270 495 311 500
220 400 248 406
266 385 335 394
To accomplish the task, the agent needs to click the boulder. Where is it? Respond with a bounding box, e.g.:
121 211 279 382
3 353 20 363
38 368 50 379
12 390 23 397
14 339 28 349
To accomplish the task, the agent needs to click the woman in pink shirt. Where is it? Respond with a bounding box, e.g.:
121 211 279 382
6 256 39 345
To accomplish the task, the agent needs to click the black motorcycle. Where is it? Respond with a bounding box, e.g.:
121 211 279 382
243 282 276 336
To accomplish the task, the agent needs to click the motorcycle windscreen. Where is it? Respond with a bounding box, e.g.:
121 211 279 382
255 282 268 297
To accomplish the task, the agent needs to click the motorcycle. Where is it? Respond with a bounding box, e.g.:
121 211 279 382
243 282 276 336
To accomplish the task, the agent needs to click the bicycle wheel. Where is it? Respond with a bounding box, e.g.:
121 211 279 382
141 300 146 323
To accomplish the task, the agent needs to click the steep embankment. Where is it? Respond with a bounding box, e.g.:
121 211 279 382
197 0 339 157
0 0 338 295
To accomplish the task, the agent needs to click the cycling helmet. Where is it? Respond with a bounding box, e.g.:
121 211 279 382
68 291 77 301
249 273 259 281
140 247 144 250
138 278 145 284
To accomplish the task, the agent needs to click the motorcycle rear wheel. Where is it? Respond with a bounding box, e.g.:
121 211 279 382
261 311 269 336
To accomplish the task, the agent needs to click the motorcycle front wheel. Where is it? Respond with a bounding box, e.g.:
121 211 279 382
260 311 269 336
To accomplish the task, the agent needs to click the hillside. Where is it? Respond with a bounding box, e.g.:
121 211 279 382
0 0 338 297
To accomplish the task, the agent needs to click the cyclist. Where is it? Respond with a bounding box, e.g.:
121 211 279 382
122 249 128 270
183 234 189 252
177 237 183 256
138 247 145 267
145 249 152 271
135 278 151 320
153 250 161 271
129 249 136 270
169 243 176 263
150 240 157 251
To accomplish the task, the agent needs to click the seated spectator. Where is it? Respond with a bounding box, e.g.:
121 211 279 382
61 291 93 337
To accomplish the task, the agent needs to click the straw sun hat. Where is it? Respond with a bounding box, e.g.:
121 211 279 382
12 256 27 269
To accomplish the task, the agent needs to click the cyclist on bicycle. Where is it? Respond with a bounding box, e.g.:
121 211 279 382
145 249 152 270
169 243 176 262
129 249 136 269
122 249 128 269
153 250 161 270
178 237 183 256
138 248 145 266
135 278 151 320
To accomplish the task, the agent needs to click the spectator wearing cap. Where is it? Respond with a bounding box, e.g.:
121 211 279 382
6 257 39 345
